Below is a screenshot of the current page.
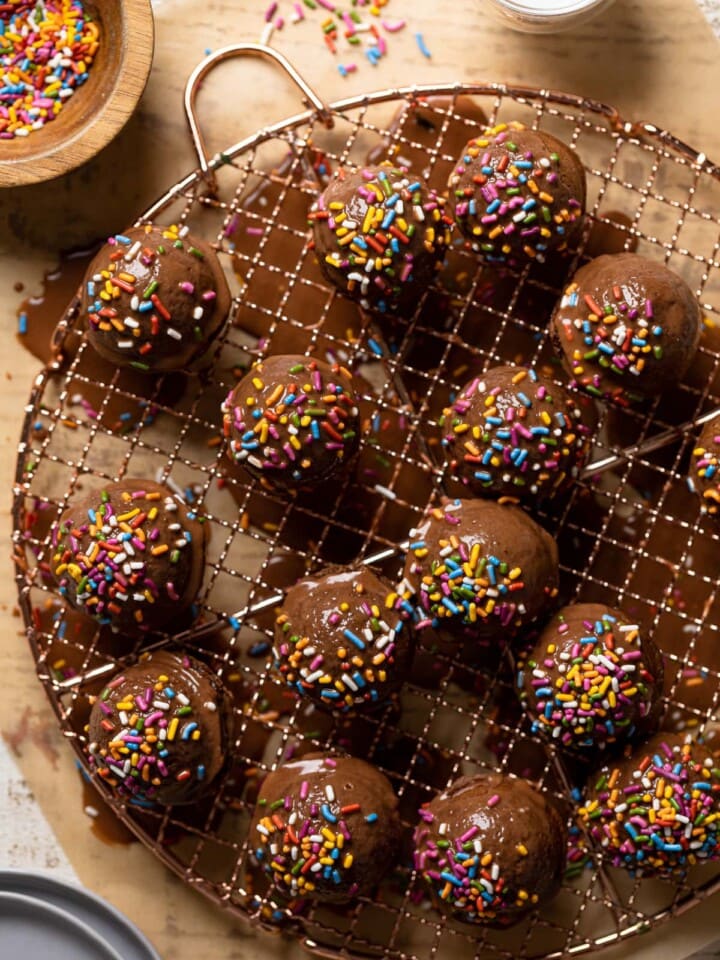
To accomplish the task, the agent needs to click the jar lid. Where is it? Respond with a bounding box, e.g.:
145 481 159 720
497 0 605 16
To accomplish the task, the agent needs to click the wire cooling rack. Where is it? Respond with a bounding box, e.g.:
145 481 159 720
13 44 720 960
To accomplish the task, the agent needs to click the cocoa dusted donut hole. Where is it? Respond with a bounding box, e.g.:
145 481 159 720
81 224 231 373
86 651 234 805
250 753 401 902
400 498 559 644
517 603 664 755
222 354 361 491
550 253 701 403
447 121 586 265
414 773 567 925
51 479 207 636
689 413 720 518
440 364 594 501
578 733 720 875
309 163 452 313
273 565 414 713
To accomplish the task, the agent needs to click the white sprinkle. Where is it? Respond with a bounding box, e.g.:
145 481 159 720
124 241 141 262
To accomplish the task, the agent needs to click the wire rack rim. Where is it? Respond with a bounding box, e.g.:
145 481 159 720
14 73 720 960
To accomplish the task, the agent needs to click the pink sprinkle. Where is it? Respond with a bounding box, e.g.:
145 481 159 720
382 19 406 32
487 794 500 807
300 780 309 799
317 0 336 9
265 2 277 22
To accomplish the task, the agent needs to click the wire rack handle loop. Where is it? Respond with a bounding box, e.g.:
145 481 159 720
184 42 334 187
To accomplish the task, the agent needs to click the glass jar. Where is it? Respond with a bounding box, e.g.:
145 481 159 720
483 0 616 33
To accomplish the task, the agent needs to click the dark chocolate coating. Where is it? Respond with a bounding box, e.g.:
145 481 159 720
579 733 720 875
518 603 664 755
447 122 586 265
440 364 594 501
274 566 414 713
250 753 401 902
689 413 720 517
310 164 451 313
86 651 233 805
81 225 231 373
402 498 559 643
414 773 567 924
550 253 701 402
222 354 360 491
52 479 207 635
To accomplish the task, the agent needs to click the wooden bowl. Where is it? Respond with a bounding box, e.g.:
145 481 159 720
0 0 154 188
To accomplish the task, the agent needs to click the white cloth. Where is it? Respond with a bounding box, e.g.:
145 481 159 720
0 739 78 882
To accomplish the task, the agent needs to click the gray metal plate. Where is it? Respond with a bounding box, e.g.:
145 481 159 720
0 871 161 960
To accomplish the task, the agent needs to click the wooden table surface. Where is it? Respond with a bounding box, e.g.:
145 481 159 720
2 2 720 958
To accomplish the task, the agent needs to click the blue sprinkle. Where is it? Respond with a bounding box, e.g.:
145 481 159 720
321 803 337 823
343 628 365 650
415 32 431 58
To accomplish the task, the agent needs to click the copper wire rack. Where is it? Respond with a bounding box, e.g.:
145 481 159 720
13 44 720 960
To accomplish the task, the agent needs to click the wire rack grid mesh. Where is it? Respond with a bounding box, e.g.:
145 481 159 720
12 51 720 960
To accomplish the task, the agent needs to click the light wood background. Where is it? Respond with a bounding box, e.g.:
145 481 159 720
1 2 720 958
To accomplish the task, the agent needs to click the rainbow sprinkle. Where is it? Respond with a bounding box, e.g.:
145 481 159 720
556 279 662 400
401 501 528 633
52 483 201 633
518 607 659 751
84 224 225 372
309 165 451 313
440 366 591 499
414 789 539 921
579 737 720 874
0 0 99 139
690 419 720 515
253 756 388 898
259 1 409 75
222 357 359 487
87 656 215 803
448 121 584 264
274 569 410 712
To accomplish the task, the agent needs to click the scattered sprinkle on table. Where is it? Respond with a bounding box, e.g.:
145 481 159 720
259 0 422 75
0 0 100 140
